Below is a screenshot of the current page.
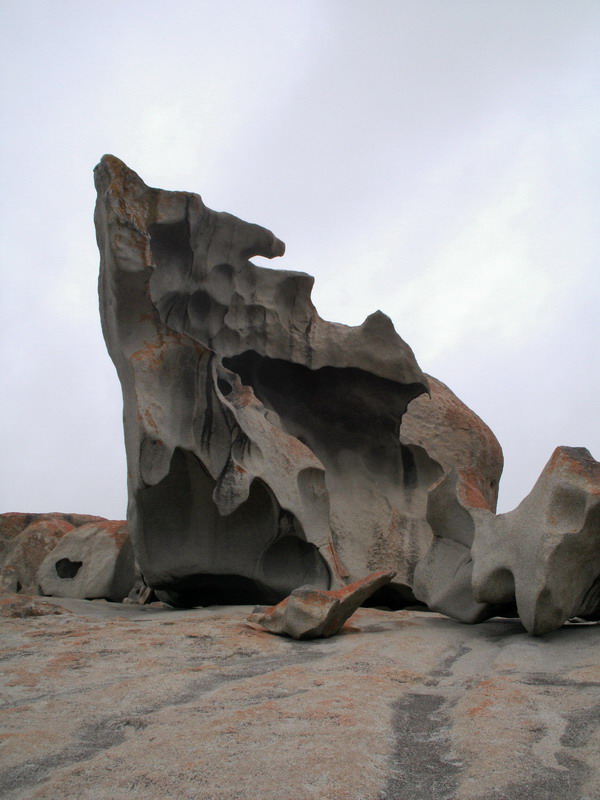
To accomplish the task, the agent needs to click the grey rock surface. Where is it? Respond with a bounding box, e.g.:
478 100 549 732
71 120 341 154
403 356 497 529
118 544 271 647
95 155 502 606
0 600 598 800
413 446 600 635
248 569 395 639
37 520 134 602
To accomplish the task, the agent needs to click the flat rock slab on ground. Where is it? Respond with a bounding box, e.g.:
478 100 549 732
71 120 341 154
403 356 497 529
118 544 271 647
0 598 598 800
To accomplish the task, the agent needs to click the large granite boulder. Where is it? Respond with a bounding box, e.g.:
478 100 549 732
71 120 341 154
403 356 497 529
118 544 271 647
95 155 502 607
401 374 502 512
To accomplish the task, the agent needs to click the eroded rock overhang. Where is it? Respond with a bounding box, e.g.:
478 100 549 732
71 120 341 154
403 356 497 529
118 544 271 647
95 155 502 607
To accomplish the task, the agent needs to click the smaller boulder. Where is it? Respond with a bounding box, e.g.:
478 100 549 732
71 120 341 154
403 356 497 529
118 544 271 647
248 570 396 639
37 520 134 602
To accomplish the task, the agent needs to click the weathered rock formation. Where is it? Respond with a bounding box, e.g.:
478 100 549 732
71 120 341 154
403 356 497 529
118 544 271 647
93 156 600 635
248 570 396 639
95 155 502 608
413 447 600 635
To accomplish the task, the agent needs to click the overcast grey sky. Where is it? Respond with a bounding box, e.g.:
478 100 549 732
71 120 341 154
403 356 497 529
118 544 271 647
1 0 598 518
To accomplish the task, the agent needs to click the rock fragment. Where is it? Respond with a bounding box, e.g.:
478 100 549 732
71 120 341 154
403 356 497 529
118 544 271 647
248 570 396 639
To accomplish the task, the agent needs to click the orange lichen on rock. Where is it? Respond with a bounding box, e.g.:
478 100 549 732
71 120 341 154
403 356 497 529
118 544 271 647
248 570 396 639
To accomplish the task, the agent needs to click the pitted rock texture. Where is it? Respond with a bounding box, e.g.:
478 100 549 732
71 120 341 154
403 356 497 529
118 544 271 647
413 446 600 635
95 155 502 606
248 570 395 639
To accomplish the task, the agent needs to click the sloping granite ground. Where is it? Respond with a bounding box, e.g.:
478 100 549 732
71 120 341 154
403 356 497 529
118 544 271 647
0 596 598 800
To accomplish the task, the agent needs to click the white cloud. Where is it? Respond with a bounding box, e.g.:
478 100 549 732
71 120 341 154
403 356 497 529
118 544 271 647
396 166 553 361
0 0 598 517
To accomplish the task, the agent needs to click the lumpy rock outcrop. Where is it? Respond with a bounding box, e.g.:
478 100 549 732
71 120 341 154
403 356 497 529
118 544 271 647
95 155 503 608
413 446 600 634
0 513 133 601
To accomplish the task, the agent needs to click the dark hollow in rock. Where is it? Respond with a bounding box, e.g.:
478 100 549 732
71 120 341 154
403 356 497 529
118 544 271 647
54 559 83 579
137 448 331 604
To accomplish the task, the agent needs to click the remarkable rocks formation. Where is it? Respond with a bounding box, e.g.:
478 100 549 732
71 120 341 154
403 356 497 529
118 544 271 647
95 155 502 608
95 156 599 635
248 570 396 639
413 447 600 635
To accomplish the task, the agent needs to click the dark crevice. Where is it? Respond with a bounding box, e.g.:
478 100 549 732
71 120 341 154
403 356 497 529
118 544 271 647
363 582 421 610
577 573 600 620
384 694 461 800
148 219 193 277
155 574 282 607
401 445 418 489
